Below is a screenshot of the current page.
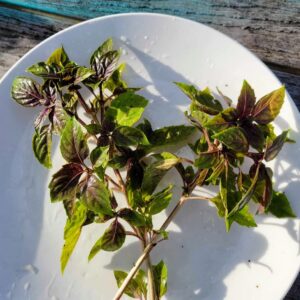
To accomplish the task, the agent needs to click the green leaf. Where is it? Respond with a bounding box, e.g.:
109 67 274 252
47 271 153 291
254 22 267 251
103 63 127 93
63 199 76 219
81 175 113 216
204 107 237 132
90 146 109 167
265 130 289 161
242 122 265 151
89 219 125 260
27 62 58 79
236 80 256 118
126 160 144 208
46 46 70 66
105 92 148 126
136 118 153 137
11 76 43 107
206 159 225 183
108 155 128 169
153 260 168 297
267 191 296 218
134 270 147 298
112 126 150 147
118 208 147 227
49 163 84 202
189 108 211 127
195 151 219 169
146 185 173 215
175 82 222 115
32 125 52 168
114 270 143 298
63 92 78 111
90 38 113 66
74 66 95 84
212 127 249 153
146 125 196 151
61 202 87 273
227 205 257 230
92 50 120 80
51 100 70 134
141 152 181 195
228 164 261 217
85 124 102 135
252 86 285 124
60 118 89 163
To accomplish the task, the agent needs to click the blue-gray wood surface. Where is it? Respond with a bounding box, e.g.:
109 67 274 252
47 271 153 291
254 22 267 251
0 1 299 299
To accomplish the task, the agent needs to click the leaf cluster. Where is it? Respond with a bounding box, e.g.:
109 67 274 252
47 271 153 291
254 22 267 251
11 38 296 299
177 80 295 231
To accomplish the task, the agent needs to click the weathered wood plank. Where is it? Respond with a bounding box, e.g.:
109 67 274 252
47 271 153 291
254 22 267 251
1 5 299 106
1 0 300 69
0 6 76 76
0 4 300 300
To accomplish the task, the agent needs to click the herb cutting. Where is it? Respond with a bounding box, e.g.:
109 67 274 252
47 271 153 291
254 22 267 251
11 38 296 300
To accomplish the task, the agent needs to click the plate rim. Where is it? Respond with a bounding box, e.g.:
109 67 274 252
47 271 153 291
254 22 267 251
1 12 299 299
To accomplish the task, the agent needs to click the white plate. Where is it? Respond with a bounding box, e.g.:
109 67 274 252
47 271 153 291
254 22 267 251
1 13 300 300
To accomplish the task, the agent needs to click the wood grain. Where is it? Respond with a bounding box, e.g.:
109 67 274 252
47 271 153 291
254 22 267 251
1 0 300 69
0 5 299 106
0 4 300 300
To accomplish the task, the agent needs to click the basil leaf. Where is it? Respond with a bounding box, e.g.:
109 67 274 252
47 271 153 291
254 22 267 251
242 122 265 152
90 146 109 167
46 46 70 66
212 127 249 153
206 159 225 183
92 50 120 81
146 125 196 151
11 76 43 107
146 185 173 215
265 130 289 161
32 125 52 168
175 82 222 115
49 163 84 202
204 107 237 132
89 219 125 260
63 92 78 112
80 175 113 216
74 66 95 84
90 38 113 66
236 80 256 118
195 151 219 169
60 118 89 163
189 108 211 127
51 100 69 134
103 63 127 93
126 160 144 208
252 86 285 124
114 270 143 298
267 191 296 218
142 152 181 195
85 124 102 135
153 260 168 297
112 126 150 147
118 208 147 227
27 62 58 79
228 164 261 217
61 202 87 273
105 92 148 126
227 205 257 231
34 107 52 130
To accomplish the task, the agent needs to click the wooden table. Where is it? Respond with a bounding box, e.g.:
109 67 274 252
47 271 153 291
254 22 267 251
0 1 299 299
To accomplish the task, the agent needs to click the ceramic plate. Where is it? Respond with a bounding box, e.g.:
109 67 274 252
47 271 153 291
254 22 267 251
1 13 300 300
